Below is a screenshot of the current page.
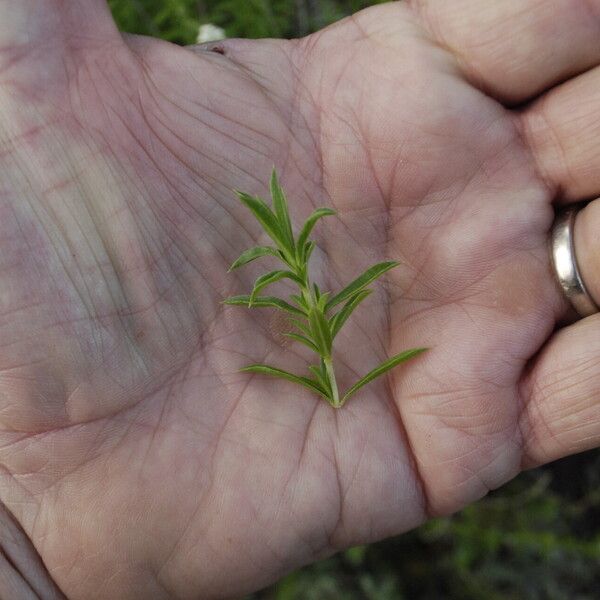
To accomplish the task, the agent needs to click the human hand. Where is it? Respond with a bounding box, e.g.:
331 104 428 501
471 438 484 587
1 1 599 598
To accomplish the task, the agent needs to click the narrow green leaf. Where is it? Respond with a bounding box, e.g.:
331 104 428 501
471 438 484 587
223 295 304 316
290 294 308 311
290 318 313 337
317 291 330 313
326 261 399 311
330 289 372 338
308 308 333 358
235 191 292 255
297 208 337 254
276 249 291 264
342 348 427 403
303 241 316 264
313 283 321 301
309 365 332 397
319 357 328 380
270 170 295 251
250 270 303 305
240 364 329 399
290 294 309 312
228 246 279 272
320 358 332 395
284 333 320 353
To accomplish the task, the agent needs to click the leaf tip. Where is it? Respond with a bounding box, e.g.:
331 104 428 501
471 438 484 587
410 347 429 356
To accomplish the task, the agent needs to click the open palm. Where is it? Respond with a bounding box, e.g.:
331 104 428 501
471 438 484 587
1 2 599 598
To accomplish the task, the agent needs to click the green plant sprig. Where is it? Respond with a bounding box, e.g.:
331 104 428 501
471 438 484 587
224 170 426 408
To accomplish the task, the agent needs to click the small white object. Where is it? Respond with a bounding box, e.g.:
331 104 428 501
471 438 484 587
197 24 226 44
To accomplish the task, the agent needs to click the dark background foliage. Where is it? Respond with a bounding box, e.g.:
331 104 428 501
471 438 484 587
108 2 600 598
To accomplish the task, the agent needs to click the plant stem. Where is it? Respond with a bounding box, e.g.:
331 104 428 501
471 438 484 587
229 172 426 407
295 259 341 405
323 356 340 407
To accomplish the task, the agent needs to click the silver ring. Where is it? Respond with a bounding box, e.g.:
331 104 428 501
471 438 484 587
550 207 598 318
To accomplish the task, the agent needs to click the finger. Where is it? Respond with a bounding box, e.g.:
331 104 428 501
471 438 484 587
574 199 600 308
520 314 600 468
519 66 600 201
413 0 600 104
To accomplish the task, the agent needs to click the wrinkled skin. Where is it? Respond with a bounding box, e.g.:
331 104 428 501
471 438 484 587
1 1 599 599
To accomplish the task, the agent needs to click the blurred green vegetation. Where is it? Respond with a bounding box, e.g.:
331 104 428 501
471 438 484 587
107 0 387 43
251 454 600 600
108 1 600 598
